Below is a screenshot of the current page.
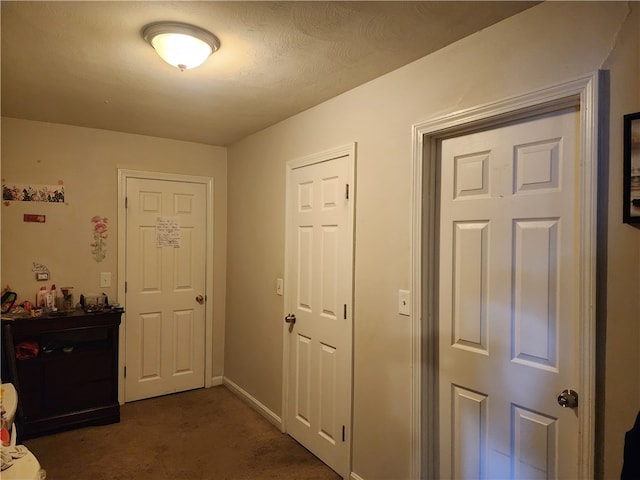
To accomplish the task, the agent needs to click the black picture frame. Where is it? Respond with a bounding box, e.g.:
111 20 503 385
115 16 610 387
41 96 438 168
623 112 640 224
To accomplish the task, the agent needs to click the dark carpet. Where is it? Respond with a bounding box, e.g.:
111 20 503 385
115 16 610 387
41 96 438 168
24 386 341 480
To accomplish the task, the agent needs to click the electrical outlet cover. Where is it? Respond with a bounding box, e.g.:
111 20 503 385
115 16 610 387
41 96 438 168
100 272 112 288
398 290 411 316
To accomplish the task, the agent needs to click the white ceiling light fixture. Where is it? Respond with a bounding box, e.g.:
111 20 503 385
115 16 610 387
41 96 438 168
143 22 220 71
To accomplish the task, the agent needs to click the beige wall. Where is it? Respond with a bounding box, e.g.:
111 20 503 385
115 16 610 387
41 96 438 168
0 119 228 380
225 2 640 479
602 2 640 476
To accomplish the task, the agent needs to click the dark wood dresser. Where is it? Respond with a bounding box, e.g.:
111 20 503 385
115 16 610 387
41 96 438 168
1 309 121 439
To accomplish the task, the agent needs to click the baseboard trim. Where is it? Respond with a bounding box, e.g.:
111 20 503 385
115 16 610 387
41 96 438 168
350 472 365 480
210 376 223 386
223 377 282 429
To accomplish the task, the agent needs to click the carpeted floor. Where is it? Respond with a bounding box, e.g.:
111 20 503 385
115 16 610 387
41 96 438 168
23 386 341 480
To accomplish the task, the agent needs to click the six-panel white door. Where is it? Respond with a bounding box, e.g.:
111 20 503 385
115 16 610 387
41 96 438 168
438 109 580 478
125 177 207 402
285 152 354 478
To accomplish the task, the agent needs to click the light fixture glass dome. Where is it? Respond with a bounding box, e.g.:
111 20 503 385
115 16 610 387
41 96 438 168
143 22 220 71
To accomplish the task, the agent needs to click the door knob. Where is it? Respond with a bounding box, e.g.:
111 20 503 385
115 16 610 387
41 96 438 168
557 389 579 408
284 313 296 325
195 295 204 304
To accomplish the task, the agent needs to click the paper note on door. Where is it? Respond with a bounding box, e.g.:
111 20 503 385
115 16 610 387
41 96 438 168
156 216 181 248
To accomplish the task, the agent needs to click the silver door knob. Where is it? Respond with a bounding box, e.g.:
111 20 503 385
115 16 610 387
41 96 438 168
195 295 204 304
557 389 579 408
284 313 296 324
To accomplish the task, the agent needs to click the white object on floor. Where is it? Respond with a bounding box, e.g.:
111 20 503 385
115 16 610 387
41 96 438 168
1 447 44 480
1 383 17 431
1 384 45 479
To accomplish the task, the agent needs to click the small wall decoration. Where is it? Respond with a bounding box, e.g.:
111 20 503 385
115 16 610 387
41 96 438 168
624 112 640 224
32 262 50 281
24 214 46 223
2 183 65 203
91 216 109 262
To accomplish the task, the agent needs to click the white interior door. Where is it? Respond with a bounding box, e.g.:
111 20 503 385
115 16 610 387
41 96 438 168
438 109 581 478
125 177 207 402
285 147 355 478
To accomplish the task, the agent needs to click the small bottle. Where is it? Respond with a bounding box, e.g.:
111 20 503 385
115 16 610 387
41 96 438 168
50 284 58 311
36 286 48 308
44 292 54 311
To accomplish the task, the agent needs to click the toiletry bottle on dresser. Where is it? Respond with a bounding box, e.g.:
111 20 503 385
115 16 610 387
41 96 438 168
50 284 58 311
36 286 48 308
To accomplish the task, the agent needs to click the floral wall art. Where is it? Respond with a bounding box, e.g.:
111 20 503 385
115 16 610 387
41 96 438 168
91 216 108 262
2 183 65 203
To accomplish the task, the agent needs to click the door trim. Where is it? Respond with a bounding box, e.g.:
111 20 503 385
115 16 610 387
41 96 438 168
281 143 356 479
410 72 603 479
117 169 215 404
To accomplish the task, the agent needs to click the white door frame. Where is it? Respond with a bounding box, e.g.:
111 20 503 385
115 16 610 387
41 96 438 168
409 72 602 479
281 143 356 478
117 169 215 404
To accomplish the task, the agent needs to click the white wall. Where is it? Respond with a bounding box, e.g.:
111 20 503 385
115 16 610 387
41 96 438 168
0 119 229 382
225 2 640 479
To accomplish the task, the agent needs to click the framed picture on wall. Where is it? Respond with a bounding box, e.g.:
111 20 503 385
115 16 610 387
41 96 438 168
623 112 640 224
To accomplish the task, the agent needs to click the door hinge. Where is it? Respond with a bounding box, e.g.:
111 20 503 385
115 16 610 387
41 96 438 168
124 366 126 378
125 196 128 208
345 184 350 200
342 425 346 442
343 304 347 320
125 281 128 293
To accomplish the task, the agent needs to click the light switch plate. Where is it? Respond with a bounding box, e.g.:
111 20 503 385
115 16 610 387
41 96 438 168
100 272 112 288
398 290 411 316
276 278 284 296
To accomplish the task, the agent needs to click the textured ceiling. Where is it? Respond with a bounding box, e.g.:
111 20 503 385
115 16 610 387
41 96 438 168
1 1 538 146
